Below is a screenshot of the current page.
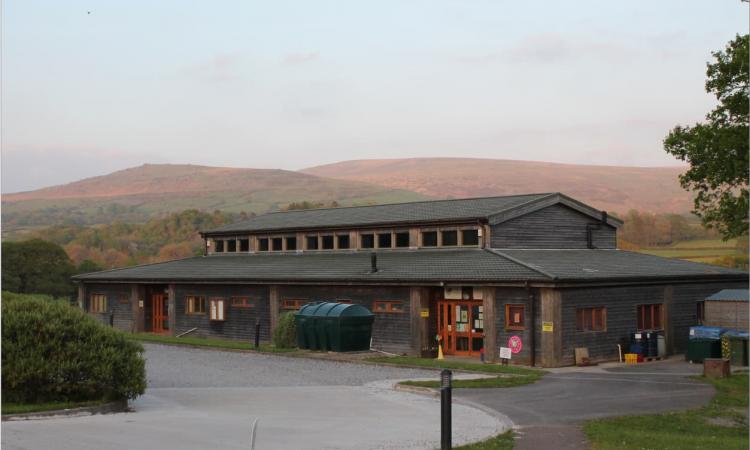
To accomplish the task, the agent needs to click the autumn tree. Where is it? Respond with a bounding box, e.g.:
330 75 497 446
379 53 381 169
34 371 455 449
664 34 749 239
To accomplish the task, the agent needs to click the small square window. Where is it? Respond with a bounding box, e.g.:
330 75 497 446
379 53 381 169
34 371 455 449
258 238 269 252
395 232 410 248
361 234 375 249
215 240 225 252
461 229 479 246
441 230 458 246
373 301 405 313
421 231 437 247
272 237 283 251
90 294 107 313
337 234 350 249
186 296 206 314
577 307 606 332
378 233 392 248
239 239 250 252
307 235 319 250
231 297 255 308
282 299 305 310
505 304 525 330
286 236 297 251
226 240 237 252
321 235 334 250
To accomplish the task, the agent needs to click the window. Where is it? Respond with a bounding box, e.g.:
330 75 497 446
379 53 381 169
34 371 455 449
576 307 606 331
637 304 663 330
373 301 405 313
378 232 392 248
395 232 410 248
186 296 206 314
282 299 306 310
118 294 130 304
90 294 107 313
461 229 479 246
215 240 225 252
505 304 525 330
697 301 705 325
226 240 237 252
421 231 438 247
285 236 297 251
239 239 250 252
361 233 375 249
306 235 319 250
321 235 334 250
272 237 283 251
231 297 256 308
258 238 269 252
209 297 226 321
441 230 458 246
337 234 350 249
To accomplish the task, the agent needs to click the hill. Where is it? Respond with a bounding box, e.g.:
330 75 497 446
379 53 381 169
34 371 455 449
302 158 692 214
1 164 429 231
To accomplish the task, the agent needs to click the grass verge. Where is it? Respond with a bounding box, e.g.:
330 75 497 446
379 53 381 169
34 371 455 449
129 333 298 353
584 374 748 450
400 372 541 389
365 356 543 376
2 400 107 415
453 430 515 450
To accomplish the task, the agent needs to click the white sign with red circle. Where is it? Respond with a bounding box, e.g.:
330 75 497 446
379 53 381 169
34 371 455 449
508 335 523 354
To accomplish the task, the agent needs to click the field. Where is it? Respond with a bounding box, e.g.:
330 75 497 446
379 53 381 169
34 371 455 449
638 239 743 265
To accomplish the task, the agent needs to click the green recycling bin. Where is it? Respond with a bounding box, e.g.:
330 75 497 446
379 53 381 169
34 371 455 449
295 302 324 350
727 332 749 367
294 301 374 352
686 339 722 363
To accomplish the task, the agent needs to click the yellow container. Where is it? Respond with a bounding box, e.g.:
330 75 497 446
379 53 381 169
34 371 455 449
625 353 638 364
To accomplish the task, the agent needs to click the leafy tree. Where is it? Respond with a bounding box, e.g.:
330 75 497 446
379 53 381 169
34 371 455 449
663 34 749 239
2 239 76 298
77 259 104 274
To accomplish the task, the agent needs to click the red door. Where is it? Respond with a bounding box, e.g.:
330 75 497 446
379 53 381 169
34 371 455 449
437 300 484 357
152 294 168 333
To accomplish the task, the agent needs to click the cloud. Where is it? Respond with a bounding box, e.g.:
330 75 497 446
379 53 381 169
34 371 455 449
180 53 242 82
281 51 320 65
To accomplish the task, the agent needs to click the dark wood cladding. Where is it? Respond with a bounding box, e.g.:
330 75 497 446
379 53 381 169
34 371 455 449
83 283 133 332
172 284 271 342
491 204 616 249
494 287 540 365
559 281 746 366
278 285 411 353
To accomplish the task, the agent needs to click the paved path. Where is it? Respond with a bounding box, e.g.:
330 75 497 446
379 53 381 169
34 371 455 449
456 358 713 449
2 344 507 450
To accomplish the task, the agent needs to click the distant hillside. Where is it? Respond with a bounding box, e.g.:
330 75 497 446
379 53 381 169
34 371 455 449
302 158 692 214
2 164 429 230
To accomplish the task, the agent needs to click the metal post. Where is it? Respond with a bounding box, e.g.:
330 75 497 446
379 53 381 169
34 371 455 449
441 369 452 450
254 319 261 349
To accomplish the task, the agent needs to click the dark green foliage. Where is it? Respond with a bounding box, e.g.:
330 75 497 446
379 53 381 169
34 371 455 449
2 293 146 404
272 312 297 348
664 34 749 239
284 200 340 211
77 259 103 274
1 239 76 298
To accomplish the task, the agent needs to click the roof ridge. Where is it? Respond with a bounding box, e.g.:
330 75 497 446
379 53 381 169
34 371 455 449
484 248 557 280
72 256 203 279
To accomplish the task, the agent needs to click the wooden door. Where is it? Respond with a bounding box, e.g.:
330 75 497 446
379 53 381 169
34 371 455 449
437 300 485 357
152 294 168 333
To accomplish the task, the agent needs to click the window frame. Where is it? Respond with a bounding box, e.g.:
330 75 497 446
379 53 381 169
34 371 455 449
282 299 306 310
90 293 107 313
441 229 458 246
239 238 250 252
185 295 206 315
337 234 350 249
257 238 269 252
394 231 410 248
504 303 526 330
373 300 405 313
360 233 375 249
460 228 480 246
321 235 335 250
226 239 237 252
215 240 225 253
208 297 226 321
421 230 438 247
377 232 392 249
696 301 705 325
231 296 256 308
306 235 319 250
576 306 607 332
637 304 663 331
285 236 297 251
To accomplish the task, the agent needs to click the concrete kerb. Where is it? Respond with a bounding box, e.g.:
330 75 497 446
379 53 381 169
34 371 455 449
2 400 129 422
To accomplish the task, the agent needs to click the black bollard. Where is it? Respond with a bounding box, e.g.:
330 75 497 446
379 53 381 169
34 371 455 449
254 319 261 349
441 369 452 450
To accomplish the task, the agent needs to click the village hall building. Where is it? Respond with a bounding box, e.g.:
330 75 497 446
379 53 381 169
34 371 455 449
73 193 748 367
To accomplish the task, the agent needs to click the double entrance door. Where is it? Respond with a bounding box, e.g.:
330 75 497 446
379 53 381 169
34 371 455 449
152 293 169 333
437 300 484 357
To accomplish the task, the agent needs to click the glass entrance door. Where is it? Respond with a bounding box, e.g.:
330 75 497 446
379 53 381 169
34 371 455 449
437 300 484 357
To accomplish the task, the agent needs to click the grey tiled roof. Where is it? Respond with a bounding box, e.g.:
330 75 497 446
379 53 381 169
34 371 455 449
73 249 549 283
204 193 552 234
74 248 748 284
706 289 749 302
494 249 748 281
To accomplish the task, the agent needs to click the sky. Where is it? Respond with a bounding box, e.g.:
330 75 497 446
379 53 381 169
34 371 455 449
2 0 747 193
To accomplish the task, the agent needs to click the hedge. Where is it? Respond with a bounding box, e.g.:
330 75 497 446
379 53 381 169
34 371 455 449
273 311 297 348
2 293 146 404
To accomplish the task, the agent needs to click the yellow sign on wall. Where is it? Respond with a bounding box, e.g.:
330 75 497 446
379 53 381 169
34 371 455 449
542 321 554 332
420 309 430 318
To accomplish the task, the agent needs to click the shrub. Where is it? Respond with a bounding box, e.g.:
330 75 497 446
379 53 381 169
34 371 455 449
273 311 297 349
2 293 146 404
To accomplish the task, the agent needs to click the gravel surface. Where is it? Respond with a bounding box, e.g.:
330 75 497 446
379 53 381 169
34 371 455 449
143 343 439 388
